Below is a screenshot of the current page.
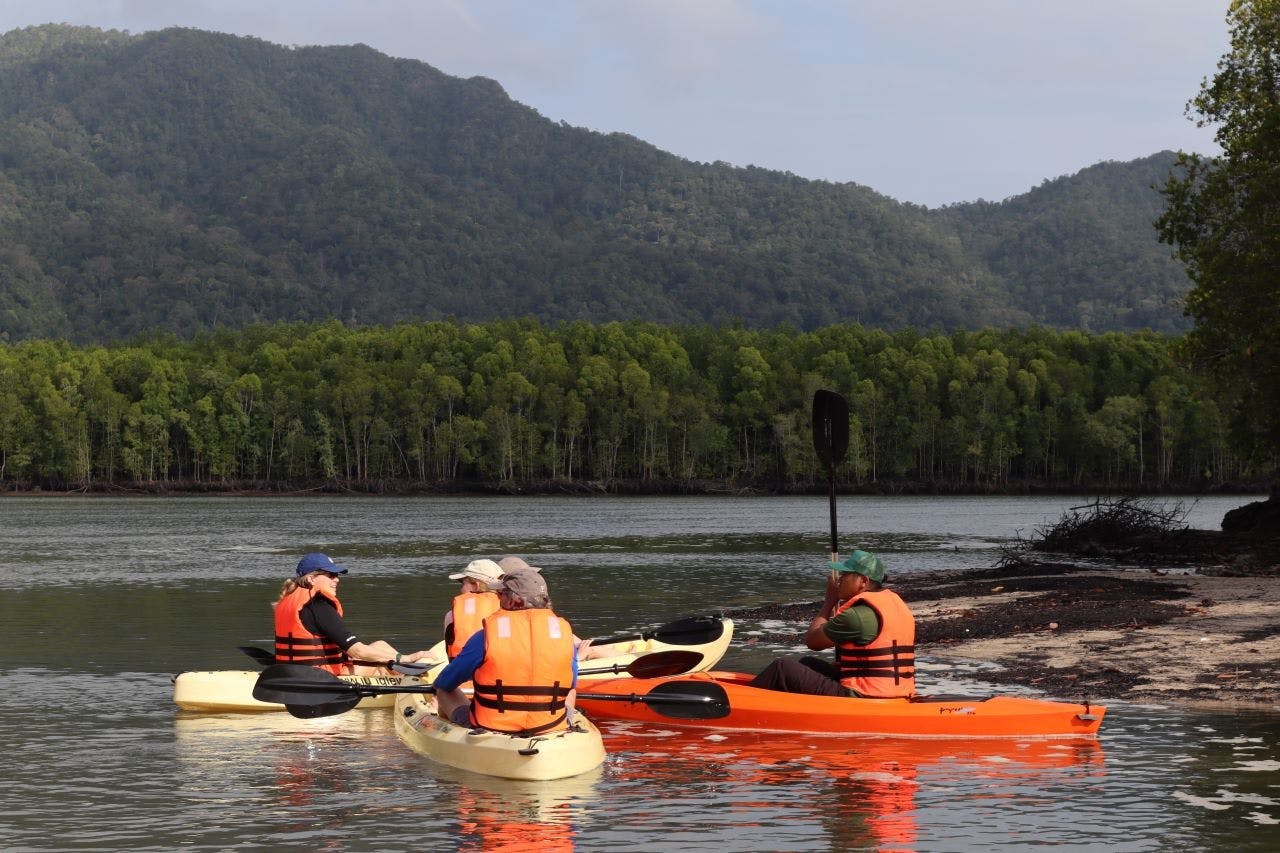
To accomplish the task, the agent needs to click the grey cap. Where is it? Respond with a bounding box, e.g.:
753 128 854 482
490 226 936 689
500 570 549 606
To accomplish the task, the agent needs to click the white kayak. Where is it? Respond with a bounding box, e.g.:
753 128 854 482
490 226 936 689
393 692 606 781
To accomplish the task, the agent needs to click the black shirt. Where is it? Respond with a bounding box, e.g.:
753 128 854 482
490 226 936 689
300 595 358 650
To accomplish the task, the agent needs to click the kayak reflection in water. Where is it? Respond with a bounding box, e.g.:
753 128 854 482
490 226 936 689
435 569 581 734
272 552 438 677
749 549 917 698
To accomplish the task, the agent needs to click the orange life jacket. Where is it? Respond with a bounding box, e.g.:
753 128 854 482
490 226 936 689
470 608 575 735
447 591 501 659
833 588 916 698
273 586 349 674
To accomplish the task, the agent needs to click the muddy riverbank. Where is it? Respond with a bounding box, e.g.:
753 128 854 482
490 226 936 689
728 561 1280 710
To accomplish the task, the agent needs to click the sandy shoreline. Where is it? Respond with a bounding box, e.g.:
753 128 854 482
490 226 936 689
729 563 1280 711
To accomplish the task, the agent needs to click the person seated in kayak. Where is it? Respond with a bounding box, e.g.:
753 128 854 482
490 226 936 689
274 552 438 677
749 550 916 698
443 558 505 660
497 555 611 660
434 569 581 735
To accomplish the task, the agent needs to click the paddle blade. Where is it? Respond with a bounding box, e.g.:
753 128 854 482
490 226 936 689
592 614 727 649
584 680 731 720
285 697 362 719
579 650 705 679
650 615 727 646
253 664 355 705
812 390 850 468
643 680 731 719
625 650 704 678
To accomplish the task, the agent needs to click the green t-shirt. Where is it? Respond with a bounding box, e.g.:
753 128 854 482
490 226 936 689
822 602 880 645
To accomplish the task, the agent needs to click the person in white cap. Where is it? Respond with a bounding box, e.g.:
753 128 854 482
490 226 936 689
443 558 506 659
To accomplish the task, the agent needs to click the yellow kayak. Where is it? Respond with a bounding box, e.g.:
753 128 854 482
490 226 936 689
394 692 606 781
172 641 447 713
172 668 430 712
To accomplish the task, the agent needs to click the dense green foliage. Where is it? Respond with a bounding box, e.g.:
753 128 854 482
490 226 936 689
1157 0 1280 462
0 320 1266 491
0 24 1193 344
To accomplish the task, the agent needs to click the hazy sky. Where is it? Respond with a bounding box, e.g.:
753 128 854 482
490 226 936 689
0 1 1231 207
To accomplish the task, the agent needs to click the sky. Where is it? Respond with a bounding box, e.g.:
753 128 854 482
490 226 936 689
0 1 1232 207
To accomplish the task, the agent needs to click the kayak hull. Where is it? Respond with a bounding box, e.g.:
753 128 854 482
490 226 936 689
577 671 1105 738
394 692 606 780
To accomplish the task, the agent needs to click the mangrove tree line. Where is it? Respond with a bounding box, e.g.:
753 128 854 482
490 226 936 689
0 320 1267 492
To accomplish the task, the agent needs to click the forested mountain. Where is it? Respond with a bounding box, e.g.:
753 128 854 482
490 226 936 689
0 24 1192 344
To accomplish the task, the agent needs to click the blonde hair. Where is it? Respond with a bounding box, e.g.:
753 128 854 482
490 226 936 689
274 572 318 605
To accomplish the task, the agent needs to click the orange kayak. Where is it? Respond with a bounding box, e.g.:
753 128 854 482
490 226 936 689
576 671 1105 738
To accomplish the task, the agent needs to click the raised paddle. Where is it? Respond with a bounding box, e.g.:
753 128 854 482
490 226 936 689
588 614 726 649
812 389 850 562
238 645 440 677
253 662 730 720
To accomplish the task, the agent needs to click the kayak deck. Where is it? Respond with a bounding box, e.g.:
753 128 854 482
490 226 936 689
576 671 1105 738
172 669 423 713
394 693 606 780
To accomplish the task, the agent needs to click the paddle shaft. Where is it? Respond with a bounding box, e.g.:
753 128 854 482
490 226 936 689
585 691 716 706
812 390 850 562
239 645 439 676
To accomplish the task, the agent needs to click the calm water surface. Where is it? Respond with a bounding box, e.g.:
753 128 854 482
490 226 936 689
1 494 1276 851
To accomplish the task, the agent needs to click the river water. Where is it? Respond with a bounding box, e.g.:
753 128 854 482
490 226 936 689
1 494 1277 851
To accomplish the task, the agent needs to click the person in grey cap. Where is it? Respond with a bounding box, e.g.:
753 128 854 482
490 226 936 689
493 556 610 660
748 549 916 698
435 569 581 733
273 552 436 676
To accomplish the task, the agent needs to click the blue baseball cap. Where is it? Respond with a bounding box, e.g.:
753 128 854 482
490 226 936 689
296 552 348 577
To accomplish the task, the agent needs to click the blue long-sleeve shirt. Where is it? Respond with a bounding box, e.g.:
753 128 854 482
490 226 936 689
434 628 579 691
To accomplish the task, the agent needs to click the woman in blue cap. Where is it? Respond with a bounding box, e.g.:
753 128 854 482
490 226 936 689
273 552 436 676
749 549 916 698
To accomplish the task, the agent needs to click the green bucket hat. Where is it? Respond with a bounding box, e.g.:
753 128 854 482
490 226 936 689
828 549 886 583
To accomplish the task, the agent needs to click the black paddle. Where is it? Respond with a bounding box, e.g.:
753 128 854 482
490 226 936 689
238 645 439 677
588 614 727 649
578 681 730 720
812 390 850 561
253 660 730 720
578 649 703 678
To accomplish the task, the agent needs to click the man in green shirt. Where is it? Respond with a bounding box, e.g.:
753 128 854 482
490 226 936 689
749 550 916 698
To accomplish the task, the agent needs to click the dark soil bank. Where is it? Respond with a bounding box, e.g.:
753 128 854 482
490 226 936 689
727 562 1280 708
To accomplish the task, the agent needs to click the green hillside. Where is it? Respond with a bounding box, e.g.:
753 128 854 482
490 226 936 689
0 24 1192 343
